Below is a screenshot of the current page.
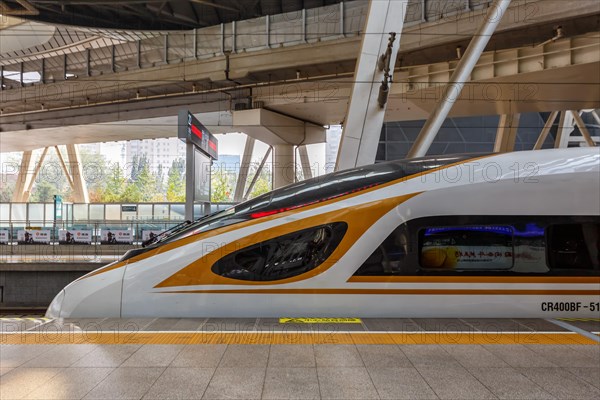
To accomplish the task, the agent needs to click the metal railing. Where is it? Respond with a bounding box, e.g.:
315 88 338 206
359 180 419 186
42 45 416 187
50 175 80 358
0 202 236 228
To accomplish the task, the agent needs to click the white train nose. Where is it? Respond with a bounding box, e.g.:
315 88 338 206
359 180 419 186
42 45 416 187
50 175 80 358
52 266 125 318
46 290 65 318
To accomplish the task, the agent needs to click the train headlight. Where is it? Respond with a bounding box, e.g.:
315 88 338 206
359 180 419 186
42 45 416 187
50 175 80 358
46 290 65 318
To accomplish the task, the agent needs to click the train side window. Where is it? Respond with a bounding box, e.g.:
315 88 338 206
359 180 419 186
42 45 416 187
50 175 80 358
211 222 347 281
353 224 410 276
547 223 600 270
419 226 515 271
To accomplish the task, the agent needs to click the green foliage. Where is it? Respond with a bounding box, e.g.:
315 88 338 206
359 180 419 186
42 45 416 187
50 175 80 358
30 180 58 202
99 164 126 202
210 168 235 202
246 162 272 200
166 158 185 202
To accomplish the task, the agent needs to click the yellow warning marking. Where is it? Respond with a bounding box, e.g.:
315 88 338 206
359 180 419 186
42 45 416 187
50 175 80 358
1 332 597 345
0 317 51 322
279 318 362 324
558 318 600 322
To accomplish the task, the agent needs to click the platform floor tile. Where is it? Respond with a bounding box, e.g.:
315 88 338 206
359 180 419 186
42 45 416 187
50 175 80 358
356 344 412 368
440 344 510 368
367 367 438 400
524 344 600 368
170 344 226 368
482 344 558 367
22 344 97 368
0 345 57 368
71 345 141 368
267 344 315 367
202 367 266 399
1 343 599 399
82 367 164 400
121 344 184 367
317 366 379 400
519 367 600 399
566 367 600 389
399 344 461 367
263 367 320 400
0 367 62 399
314 344 364 367
142 367 214 400
415 364 497 399
468 367 553 399
25 367 113 400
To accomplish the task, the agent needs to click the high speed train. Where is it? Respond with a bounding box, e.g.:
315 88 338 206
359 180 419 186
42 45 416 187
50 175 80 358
47 148 600 319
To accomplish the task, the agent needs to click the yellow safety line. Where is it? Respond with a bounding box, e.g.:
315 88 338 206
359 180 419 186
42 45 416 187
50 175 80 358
557 318 600 322
279 318 362 324
0 332 597 345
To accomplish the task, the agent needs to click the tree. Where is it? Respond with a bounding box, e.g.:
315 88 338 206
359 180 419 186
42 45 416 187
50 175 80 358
30 180 59 202
133 162 157 202
246 162 272 200
166 158 185 202
100 164 126 202
211 168 234 202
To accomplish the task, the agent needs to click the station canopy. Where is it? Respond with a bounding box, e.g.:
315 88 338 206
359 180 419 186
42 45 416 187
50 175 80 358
2 0 344 30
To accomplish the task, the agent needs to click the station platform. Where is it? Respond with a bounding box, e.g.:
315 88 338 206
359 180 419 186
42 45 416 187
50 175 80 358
1 318 599 399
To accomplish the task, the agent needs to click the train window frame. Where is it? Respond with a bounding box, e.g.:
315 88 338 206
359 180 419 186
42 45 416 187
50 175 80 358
350 216 600 277
211 222 348 282
546 223 599 271
418 225 516 272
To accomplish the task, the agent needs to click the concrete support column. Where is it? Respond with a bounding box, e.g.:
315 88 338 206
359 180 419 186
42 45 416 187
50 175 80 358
298 145 313 180
65 144 89 203
233 136 255 202
12 150 34 202
493 114 521 152
272 144 295 189
335 0 408 171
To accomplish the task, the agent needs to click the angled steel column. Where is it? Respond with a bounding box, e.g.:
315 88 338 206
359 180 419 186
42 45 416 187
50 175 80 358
533 111 559 150
591 110 600 126
571 111 597 147
407 0 512 158
244 147 272 201
335 0 408 171
555 111 575 148
233 136 256 202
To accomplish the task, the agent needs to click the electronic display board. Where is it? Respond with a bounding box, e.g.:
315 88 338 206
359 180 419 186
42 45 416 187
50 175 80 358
178 110 218 160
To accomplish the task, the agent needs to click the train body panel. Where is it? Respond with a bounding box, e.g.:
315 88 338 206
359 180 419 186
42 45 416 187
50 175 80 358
47 148 600 319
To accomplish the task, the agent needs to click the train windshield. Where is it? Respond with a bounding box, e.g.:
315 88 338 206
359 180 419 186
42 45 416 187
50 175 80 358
152 153 485 246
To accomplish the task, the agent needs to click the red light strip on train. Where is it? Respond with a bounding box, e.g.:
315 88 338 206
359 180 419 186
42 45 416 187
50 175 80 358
250 183 381 219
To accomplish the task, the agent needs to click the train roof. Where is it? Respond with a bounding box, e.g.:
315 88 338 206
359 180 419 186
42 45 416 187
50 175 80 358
233 153 489 217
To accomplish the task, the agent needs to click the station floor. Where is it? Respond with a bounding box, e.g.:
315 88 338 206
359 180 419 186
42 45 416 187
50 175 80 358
1 317 599 400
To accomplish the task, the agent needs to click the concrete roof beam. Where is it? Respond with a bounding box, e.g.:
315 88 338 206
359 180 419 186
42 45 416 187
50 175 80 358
232 108 325 145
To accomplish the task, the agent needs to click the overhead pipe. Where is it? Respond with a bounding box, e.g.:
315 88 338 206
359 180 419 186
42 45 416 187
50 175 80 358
407 0 513 158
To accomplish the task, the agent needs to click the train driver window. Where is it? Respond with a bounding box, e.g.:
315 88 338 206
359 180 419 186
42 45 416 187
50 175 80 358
419 226 514 272
353 224 410 276
547 223 600 271
211 222 347 281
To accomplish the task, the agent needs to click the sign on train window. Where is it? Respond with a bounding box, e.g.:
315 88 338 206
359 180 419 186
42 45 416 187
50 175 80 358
419 226 514 270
